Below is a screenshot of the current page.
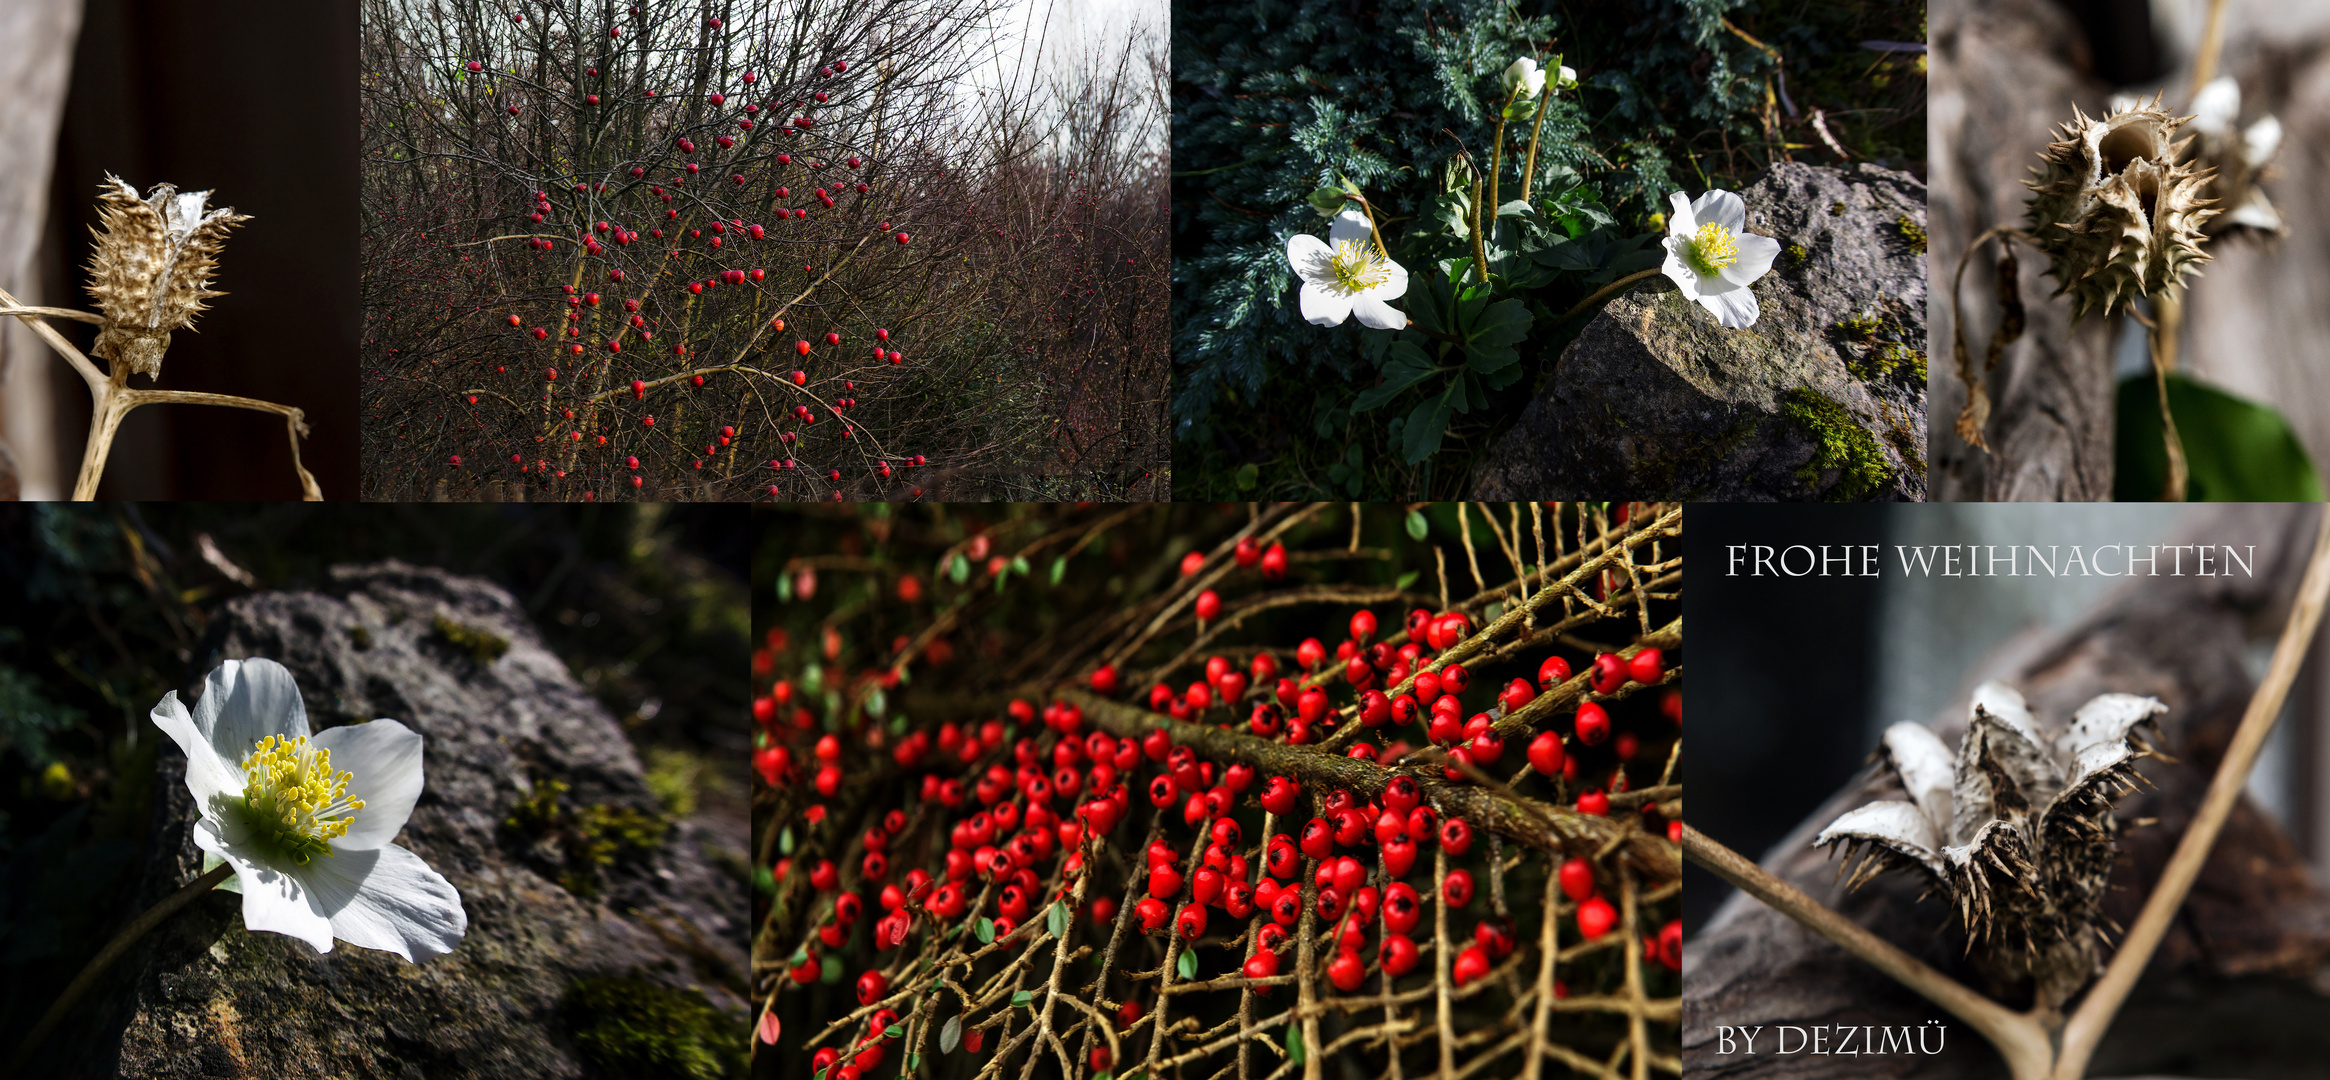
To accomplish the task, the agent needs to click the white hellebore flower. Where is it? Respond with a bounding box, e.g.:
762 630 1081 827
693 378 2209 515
1503 57 1547 99
1659 189 1780 329
152 658 467 961
1287 208 1408 330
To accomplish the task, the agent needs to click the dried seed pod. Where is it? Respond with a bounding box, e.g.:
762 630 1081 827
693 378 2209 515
2184 77 2284 238
2023 97 2216 320
84 175 252 377
1816 682 2167 1004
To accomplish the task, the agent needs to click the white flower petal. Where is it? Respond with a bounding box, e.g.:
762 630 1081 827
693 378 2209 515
1692 189 1746 233
1695 286 1759 329
314 719 426 850
300 843 468 962
1366 257 1409 302
1665 192 1695 235
1299 281 1355 326
1286 233 1333 282
2242 114 2281 168
205 825 337 955
1660 244 1701 298
150 693 249 807
1350 295 1406 330
1326 208 1374 248
1719 232 1781 287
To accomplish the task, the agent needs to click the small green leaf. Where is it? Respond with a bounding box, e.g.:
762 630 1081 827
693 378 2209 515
941 1016 963 1053
1176 949 1198 980
1011 555 1031 575
1047 902 1067 939
885 1023 905 1039
1485 602 1505 624
1395 571 1419 591
1050 556 1067 585
779 826 795 856
791 946 809 965
977 917 996 944
948 553 969 584
1345 443 1363 467
1404 510 1428 541
777 573 793 602
819 956 842 984
906 1051 921 1069
1287 1024 1306 1065
1093 1072 1113 1080
1011 990 1034 1008
864 686 888 719
1234 463 1259 491
752 864 776 895
1306 187 1348 216
801 664 823 694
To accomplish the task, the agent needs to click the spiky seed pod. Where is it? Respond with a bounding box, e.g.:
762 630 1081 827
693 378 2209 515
2024 98 2217 321
1817 683 2166 1005
84 175 252 378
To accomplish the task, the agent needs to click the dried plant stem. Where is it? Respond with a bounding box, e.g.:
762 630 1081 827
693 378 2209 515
1557 269 1661 322
2189 0 2232 93
1 286 320 500
1679 825 2052 1080
2052 506 2330 1078
2146 295 2188 501
5 861 235 1076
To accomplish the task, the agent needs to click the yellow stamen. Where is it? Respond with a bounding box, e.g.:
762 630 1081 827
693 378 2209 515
1688 223 1740 276
1326 239 1391 294
238 734 365 865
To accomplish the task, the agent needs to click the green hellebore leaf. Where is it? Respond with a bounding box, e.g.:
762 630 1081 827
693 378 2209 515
1306 187 1348 217
2114 374 2324 501
1234 463 1259 491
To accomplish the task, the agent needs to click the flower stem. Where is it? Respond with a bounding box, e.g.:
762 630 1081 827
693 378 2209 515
2146 295 2188 502
1489 90 1516 226
1520 84 1554 205
3 861 236 1077
1557 268 1662 322
1469 174 1490 286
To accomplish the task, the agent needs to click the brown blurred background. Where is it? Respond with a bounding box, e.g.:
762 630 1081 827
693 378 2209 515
0 0 357 499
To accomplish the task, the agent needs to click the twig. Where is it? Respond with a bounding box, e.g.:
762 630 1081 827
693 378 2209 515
1557 269 1661 322
2052 506 2330 1078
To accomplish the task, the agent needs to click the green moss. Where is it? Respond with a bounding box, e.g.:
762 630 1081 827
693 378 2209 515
432 613 508 664
505 776 669 896
1784 244 1810 268
1781 389 1894 501
349 626 373 650
1835 312 1881 339
566 977 745 1080
1829 201 1846 216
644 747 702 818
1894 214 1927 255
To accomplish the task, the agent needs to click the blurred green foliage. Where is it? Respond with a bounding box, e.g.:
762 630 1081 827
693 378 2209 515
1172 0 1926 496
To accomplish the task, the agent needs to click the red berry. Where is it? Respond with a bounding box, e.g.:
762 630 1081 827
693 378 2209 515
1576 789 1610 816
1260 776 1299 816
1260 542 1289 580
856 969 887 1006
1148 864 1183 900
1528 731 1567 777
1382 775 1421 813
1358 690 1392 727
1440 664 1469 695
1668 819 1684 843
1327 947 1365 992
1591 653 1627 694
1382 883 1420 934
1091 664 1120 696
1558 857 1594 902
1577 895 1616 939
1438 818 1473 856
1243 947 1280 981
1500 678 1536 713
810 859 839 891
1148 774 1179 809
1574 702 1610 746
1380 833 1416 878
1143 728 1171 762
1627 648 1665 686
1176 902 1207 939
1452 944 1490 987
1299 818 1334 860
1349 610 1378 643
1443 869 1474 908
1537 655 1573 690
1135 897 1168 932
1380 932 1419 977
1194 590 1221 621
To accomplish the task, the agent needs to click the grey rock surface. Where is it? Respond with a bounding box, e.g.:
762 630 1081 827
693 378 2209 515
1473 161 1928 501
49 560 745 1080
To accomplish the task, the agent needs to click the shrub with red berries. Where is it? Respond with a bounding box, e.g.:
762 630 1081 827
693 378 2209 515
754 503 1682 1077
362 0 1166 502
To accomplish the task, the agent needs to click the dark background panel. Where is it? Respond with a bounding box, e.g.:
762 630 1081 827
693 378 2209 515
1683 503 1890 933
39 0 359 499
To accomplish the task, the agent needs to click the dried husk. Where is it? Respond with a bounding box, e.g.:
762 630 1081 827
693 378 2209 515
2024 99 2216 320
84 175 251 378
